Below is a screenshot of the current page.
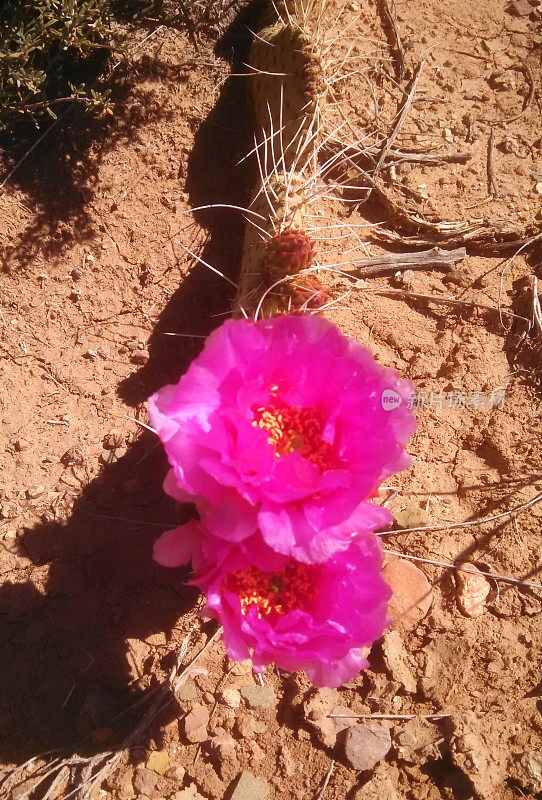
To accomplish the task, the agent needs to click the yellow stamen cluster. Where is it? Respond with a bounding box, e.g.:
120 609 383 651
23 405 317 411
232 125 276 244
222 560 321 619
252 400 336 471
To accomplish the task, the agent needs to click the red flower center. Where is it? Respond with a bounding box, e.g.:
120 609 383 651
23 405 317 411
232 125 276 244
252 399 336 471
222 560 321 619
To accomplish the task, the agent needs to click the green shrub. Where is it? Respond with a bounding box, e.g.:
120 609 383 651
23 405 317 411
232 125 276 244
0 0 117 129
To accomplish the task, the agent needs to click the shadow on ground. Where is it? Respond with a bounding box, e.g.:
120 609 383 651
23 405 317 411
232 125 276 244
0 0 263 775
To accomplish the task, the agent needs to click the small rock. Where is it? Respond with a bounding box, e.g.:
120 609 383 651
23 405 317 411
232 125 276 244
164 764 186 783
382 558 432 631
146 748 169 774
247 741 265 762
253 720 267 734
240 685 276 709
278 745 296 777
382 629 417 694
71 268 83 281
395 717 439 763
184 704 210 743
203 691 215 704
209 727 237 753
221 688 242 708
131 349 149 365
509 0 533 15
25 485 45 500
13 439 29 452
83 349 98 361
393 506 430 529
513 751 542 794
230 771 270 800
132 768 157 796
176 683 198 702
342 723 392 771
125 338 139 351
115 766 135 800
235 716 257 739
454 563 491 617
230 658 253 676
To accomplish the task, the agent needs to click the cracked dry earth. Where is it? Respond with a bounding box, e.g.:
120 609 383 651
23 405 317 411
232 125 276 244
0 1 541 799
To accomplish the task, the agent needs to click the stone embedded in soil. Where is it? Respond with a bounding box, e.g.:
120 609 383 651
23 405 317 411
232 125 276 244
115 767 135 800
382 629 417 694
342 722 392 771
146 748 169 774
393 506 430 529
278 745 297 777
164 764 186 783
132 767 158 796
25 485 45 500
235 715 257 739
176 683 198 702
352 762 401 800
395 717 439 763
454 563 491 617
509 751 542 795
230 771 270 800
240 685 276 709
230 658 253 676
184 704 210 743
221 688 242 708
382 558 433 630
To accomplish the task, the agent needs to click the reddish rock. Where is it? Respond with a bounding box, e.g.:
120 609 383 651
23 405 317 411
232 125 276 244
184 704 210 743
454 563 490 617
343 723 392 771
382 558 433 630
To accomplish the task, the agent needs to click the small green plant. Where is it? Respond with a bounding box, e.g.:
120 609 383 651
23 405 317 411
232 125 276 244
0 0 117 130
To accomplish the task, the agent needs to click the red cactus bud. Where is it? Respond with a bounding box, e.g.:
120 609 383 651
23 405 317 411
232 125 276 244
261 228 316 280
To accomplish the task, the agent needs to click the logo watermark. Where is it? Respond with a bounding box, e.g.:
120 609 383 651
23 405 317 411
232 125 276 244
381 389 507 411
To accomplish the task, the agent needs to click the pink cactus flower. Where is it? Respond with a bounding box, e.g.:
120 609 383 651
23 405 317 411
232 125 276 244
153 522 391 688
149 315 415 562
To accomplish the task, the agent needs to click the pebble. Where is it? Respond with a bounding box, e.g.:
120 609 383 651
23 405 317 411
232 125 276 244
25 485 45 500
84 349 98 361
115 767 135 800
235 716 257 739
454 563 491 617
164 764 186 782
342 723 392 771
514 751 542 794
71 268 83 281
382 629 417 694
176 683 198 702
230 771 270 800
221 688 242 708
382 558 432 630
230 658 253 676
131 349 149 365
393 506 430 529
278 745 296 777
184 704 210 743
146 748 169 774
240 685 276 709
132 768 157 796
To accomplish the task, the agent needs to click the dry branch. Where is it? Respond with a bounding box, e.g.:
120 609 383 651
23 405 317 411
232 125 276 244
350 246 466 278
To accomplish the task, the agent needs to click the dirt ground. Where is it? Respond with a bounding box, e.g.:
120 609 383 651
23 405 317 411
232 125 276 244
0 1 541 799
